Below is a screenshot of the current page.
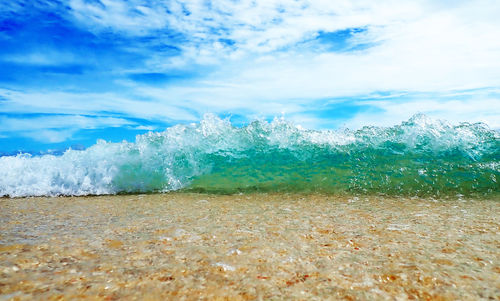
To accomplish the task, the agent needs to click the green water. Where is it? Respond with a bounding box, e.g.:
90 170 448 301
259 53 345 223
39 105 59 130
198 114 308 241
125 114 499 198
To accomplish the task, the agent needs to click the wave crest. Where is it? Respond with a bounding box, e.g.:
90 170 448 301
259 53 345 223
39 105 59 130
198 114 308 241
1 114 498 197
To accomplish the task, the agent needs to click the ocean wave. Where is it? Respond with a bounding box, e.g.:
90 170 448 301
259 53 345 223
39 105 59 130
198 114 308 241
1 114 498 197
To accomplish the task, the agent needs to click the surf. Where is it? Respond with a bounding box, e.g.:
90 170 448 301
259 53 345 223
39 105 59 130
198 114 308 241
0 114 498 198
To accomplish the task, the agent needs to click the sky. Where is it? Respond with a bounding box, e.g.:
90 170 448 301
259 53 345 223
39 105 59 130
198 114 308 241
1 0 500 154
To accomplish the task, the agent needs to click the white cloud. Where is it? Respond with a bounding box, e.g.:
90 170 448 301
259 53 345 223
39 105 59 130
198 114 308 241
131 125 156 131
23 129 77 143
0 89 198 122
0 115 133 132
68 0 427 62
123 0 499 130
75 0 494 69
4 50 79 65
4 0 500 134
66 0 500 97
343 98 500 130
69 0 169 35
0 114 137 142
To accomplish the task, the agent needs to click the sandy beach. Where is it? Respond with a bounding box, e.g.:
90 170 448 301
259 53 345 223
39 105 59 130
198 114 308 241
1 193 499 300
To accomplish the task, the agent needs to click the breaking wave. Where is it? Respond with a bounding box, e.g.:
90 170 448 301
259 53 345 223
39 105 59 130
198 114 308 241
0 114 498 198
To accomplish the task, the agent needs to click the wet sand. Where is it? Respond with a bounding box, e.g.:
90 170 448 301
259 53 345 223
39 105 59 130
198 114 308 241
0 193 499 300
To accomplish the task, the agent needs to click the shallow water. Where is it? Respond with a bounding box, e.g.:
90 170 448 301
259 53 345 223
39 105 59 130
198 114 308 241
1 193 499 300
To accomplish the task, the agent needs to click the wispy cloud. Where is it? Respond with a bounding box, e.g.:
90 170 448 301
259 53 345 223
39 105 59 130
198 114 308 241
0 89 198 122
0 114 132 132
67 0 424 64
0 114 134 142
344 97 500 130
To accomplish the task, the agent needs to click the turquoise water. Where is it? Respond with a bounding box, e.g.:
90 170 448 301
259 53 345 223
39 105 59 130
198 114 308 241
0 114 498 198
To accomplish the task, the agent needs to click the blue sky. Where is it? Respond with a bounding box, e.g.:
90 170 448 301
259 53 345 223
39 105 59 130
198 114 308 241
1 0 500 153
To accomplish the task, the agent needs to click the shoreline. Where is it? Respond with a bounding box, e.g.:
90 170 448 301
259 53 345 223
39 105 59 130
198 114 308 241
2 190 498 200
1 193 499 299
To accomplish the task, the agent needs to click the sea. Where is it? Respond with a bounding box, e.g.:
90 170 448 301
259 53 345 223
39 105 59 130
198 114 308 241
0 113 498 198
